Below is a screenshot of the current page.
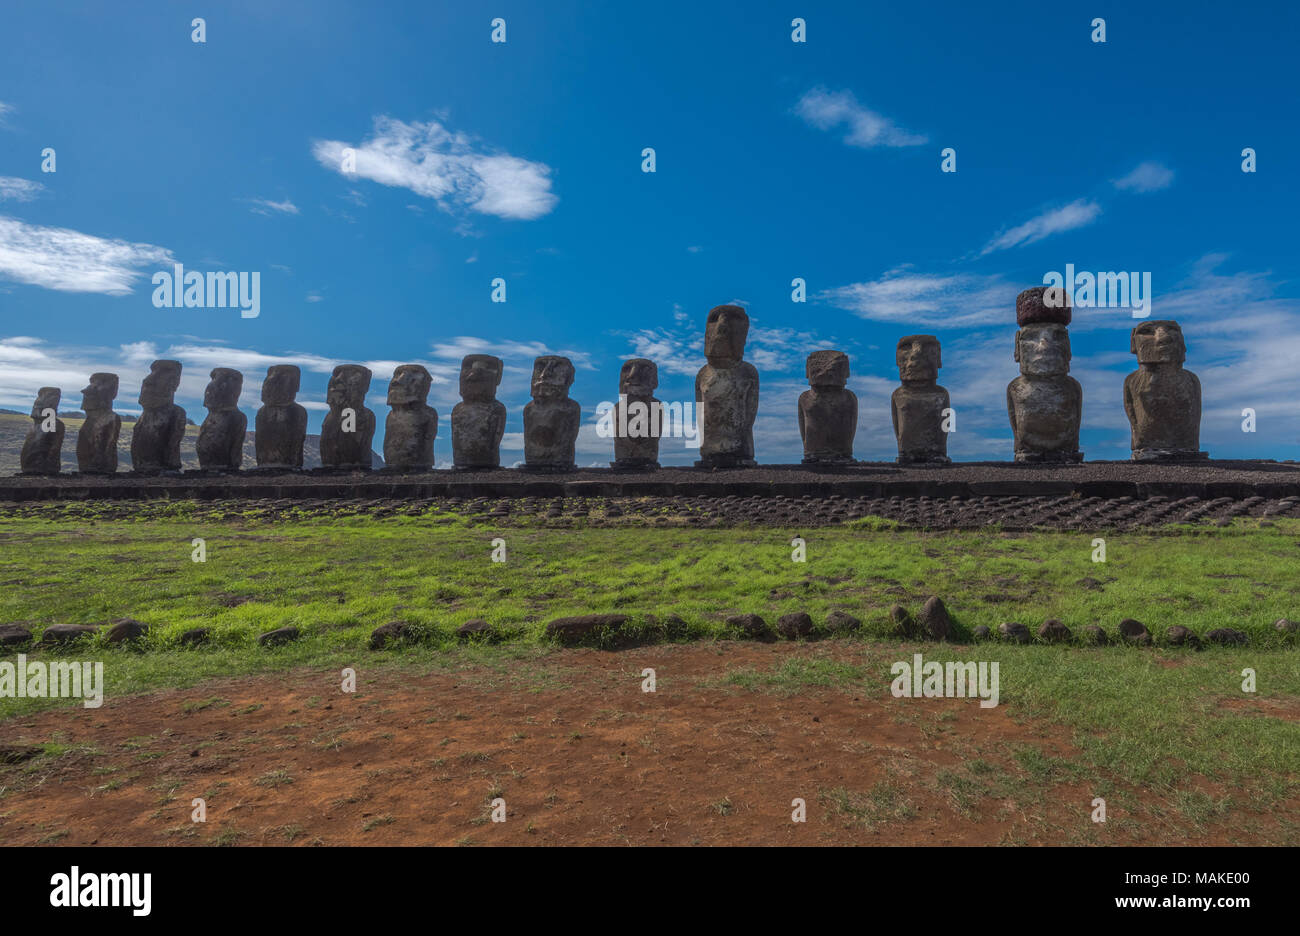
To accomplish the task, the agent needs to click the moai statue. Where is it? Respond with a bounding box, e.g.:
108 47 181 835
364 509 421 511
695 304 759 468
320 365 376 469
1007 287 1083 463
1124 320 1206 461
20 387 64 475
451 354 506 470
131 360 186 474
891 336 951 464
255 365 308 469
384 364 438 471
610 358 662 470
798 350 857 465
523 355 580 472
76 373 121 475
196 368 246 471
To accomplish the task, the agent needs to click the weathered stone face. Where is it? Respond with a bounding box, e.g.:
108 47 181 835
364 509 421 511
459 354 502 403
524 356 580 471
261 365 300 405
384 365 438 471
196 368 246 471
896 335 941 384
799 351 856 463
705 304 749 365
612 359 661 469
76 374 121 474
132 360 187 473
21 387 64 475
81 373 118 412
1008 321 1082 462
1124 319 1204 460
452 355 505 469
619 358 658 397
320 365 375 469
255 365 307 469
1015 324 1071 377
892 336 949 463
138 360 181 408
696 305 759 468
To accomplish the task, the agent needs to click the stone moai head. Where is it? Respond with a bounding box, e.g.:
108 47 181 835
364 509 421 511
806 350 849 389
203 368 243 410
261 364 301 405
896 336 941 384
1015 324 1071 377
531 355 575 401
704 304 750 365
139 360 182 408
619 358 658 397
327 364 371 408
81 373 118 412
31 387 60 419
1131 320 1186 365
459 354 503 403
388 364 433 406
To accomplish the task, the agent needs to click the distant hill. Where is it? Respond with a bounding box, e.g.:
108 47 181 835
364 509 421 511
0 413 384 474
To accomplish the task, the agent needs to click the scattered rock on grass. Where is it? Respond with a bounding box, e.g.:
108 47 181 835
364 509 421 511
1118 618 1152 646
776 612 814 640
998 621 1031 644
917 596 952 641
1275 618 1298 633
545 614 629 644
258 626 300 647
824 611 861 633
1038 619 1072 643
0 623 32 647
727 613 771 640
179 627 210 647
105 618 149 643
369 621 409 649
1081 624 1110 646
1166 625 1201 649
39 624 99 646
972 624 991 640
457 618 493 640
1205 628 1248 646
889 604 915 638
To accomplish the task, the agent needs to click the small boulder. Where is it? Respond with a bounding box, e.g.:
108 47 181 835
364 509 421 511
998 621 1031 644
916 596 952 641
545 614 629 644
369 621 409 650
1038 619 1072 643
39 624 99 646
776 612 814 640
258 626 300 647
179 627 210 647
105 618 149 644
0 623 32 648
889 604 916 638
727 613 771 640
1205 628 1248 646
971 624 991 640
457 618 493 639
1166 625 1202 649
0 745 43 764
824 611 861 633
1118 618 1152 646
1274 618 1298 633
1081 624 1110 646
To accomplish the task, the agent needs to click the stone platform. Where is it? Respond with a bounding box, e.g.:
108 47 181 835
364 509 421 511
5 460 1300 503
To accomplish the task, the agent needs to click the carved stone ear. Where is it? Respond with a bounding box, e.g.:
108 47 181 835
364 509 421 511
1013 330 1022 363
1129 326 1140 355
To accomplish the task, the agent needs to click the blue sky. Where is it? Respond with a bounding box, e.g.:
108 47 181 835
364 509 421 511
2 0 1298 465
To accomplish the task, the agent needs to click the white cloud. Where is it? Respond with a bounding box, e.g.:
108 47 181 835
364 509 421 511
0 101 12 127
980 199 1102 255
1113 161 1174 193
795 87 927 148
428 336 594 370
0 215 173 295
311 116 558 220
247 197 299 216
819 269 1012 328
0 177 43 202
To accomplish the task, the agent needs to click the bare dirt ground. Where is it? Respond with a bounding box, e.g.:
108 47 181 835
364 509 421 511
0 643 1280 846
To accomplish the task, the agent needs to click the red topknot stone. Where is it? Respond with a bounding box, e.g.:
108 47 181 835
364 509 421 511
1016 285 1072 327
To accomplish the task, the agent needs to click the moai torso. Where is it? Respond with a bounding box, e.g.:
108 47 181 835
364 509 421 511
20 388 64 475
383 365 438 471
196 368 246 470
132 360 186 473
76 373 121 474
1123 320 1204 459
798 350 856 463
451 354 506 469
891 336 949 463
255 365 307 469
696 305 759 467
612 358 662 468
320 365 375 469
523 355 580 470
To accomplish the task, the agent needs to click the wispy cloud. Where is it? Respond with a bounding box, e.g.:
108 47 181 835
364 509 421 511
246 197 299 216
819 269 1012 327
979 198 1102 255
0 216 173 294
794 87 927 148
1113 161 1174 193
428 336 594 371
0 101 13 127
311 116 558 221
0 177 43 202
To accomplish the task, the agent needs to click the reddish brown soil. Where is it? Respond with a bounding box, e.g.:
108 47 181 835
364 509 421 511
0 643 1281 845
